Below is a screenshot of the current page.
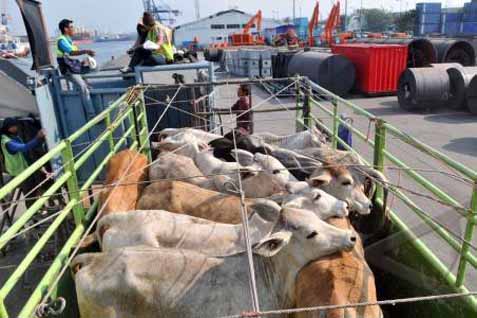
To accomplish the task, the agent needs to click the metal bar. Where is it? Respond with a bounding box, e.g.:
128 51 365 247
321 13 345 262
383 149 466 217
195 107 302 116
105 112 115 152
390 185 477 269
74 108 133 170
0 172 70 251
384 123 477 180
332 98 339 149
0 199 77 298
67 94 126 142
306 79 377 119
0 296 7 318
138 89 151 160
303 85 312 129
18 200 99 318
138 77 292 90
0 142 66 202
456 182 477 287
61 141 85 225
373 119 386 202
295 76 303 132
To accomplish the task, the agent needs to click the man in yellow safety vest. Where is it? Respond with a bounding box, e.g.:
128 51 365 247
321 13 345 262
121 12 174 73
56 19 98 119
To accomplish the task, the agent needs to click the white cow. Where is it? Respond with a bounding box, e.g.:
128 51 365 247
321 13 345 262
159 128 221 144
149 152 217 190
97 201 279 253
253 127 326 150
72 207 356 318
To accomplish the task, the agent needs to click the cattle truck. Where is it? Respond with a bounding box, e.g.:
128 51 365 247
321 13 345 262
0 1 475 317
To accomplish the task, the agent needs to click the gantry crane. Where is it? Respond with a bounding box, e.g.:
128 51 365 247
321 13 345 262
142 0 181 26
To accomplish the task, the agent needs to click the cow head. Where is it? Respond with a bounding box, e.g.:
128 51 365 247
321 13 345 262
253 207 356 260
307 165 373 215
253 153 294 184
282 188 349 220
158 133 209 158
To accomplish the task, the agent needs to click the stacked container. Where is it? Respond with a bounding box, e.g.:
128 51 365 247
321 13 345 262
415 2 442 35
225 48 275 78
441 10 463 35
294 18 309 41
463 1 477 34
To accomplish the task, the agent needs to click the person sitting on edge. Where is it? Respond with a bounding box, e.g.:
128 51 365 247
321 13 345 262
231 84 253 134
56 19 98 119
121 12 175 73
0 118 46 207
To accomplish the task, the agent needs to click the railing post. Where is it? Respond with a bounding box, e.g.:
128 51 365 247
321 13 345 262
128 107 139 149
331 98 339 149
456 181 477 287
104 112 115 152
373 119 386 202
61 140 85 225
295 76 304 132
138 88 152 161
303 85 311 130
0 294 8 318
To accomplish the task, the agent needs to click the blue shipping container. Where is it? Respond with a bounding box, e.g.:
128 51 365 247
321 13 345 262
463 22 477 33
276 24 296 35
442 12 463 23
416 2 442 14
293 17 308 27
443 22 462 34
417 13 441 24
416 23 441 34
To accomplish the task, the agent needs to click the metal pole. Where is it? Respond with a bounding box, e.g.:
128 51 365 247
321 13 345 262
332 98 339 149
61 140 85 225
295 77 303 132
303 85 312 130
373 119 386 204
456 181 477 287
105 112 115 152
138 88 152 161
0 295 7 318
344 0 348 32
293 0 296 22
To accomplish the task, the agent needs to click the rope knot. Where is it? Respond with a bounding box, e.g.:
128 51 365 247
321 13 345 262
36 297 66 317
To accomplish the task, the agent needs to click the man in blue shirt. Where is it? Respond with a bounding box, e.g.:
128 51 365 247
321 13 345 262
56 19 97 119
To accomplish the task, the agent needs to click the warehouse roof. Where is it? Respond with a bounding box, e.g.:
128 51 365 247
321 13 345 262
175 9 275 30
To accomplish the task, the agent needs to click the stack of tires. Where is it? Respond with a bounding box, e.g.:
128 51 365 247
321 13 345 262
398 63 477 114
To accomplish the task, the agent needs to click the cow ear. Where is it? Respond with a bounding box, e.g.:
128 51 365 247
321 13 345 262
253 231 292 257
249 199 282 222
286 181 310 194
198 142 209 151
307 170 332 187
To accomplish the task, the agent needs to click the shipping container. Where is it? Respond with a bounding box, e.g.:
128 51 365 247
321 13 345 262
416 23 441 35
463 21 477 33
293 17 308 27
443 22 462 34
331 43 408 95
275 24 296 35
416 2 442 14
463 2 477 21
417 13 441 24
441 12 463 23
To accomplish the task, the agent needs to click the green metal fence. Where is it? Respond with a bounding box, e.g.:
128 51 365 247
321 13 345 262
296 77 477 311
0 86 149 318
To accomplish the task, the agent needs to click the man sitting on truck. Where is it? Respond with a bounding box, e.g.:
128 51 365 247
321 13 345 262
121 12 174 73
56 19 97 119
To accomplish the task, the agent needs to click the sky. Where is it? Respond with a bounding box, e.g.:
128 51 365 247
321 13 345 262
3 0 471 35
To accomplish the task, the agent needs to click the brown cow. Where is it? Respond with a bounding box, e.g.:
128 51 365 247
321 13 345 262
137 180 255 224
295 218 383 318
99 149 148 216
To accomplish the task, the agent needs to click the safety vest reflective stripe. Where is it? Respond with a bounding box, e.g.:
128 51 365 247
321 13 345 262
1 136 29 177
147 24 175 61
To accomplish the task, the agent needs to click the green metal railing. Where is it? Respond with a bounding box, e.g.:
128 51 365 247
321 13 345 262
296 78 477 311
0 86 149 318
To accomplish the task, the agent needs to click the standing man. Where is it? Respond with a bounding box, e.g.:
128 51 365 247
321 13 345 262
56 19 97 119
231 84 254 134
121 12 174 73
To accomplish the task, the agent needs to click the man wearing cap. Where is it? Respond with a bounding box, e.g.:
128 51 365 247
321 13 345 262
56 19 97 119
1 118 46 207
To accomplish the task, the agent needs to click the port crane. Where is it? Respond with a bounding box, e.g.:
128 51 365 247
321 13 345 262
142 0 181 26
308 1 320 47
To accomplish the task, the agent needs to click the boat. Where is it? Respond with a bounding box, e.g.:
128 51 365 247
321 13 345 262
0 25 30 58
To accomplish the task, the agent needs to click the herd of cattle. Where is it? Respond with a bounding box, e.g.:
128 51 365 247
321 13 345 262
71 127 387 318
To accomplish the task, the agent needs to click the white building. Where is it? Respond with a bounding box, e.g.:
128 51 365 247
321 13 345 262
173 9 280 48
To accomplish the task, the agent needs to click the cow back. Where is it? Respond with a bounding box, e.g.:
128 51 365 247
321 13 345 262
295 218 382 318
99 150 148 216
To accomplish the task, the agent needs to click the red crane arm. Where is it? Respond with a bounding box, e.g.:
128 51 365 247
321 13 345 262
308 2 320 46
243 10 262 34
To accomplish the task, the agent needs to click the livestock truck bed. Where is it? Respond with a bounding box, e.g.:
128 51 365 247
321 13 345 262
0 74 475 318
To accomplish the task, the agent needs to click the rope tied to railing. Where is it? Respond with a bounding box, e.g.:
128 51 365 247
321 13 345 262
366 117 376 142
35 297 66 317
